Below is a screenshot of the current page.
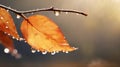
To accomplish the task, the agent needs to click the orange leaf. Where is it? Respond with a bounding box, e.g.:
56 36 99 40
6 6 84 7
0 7 20 39
0 31 21 58
20 15 76 53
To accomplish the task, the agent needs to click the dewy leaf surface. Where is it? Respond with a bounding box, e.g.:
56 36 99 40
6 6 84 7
0 7 20 39
20 15 76 53
0 31 21 59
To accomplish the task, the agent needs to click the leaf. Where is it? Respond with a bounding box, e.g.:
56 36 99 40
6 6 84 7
0 7 20 39
20 15 77 53
0 31 21 58
0 31 14 52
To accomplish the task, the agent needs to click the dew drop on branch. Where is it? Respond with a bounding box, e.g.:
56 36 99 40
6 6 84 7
65 12 68 14
76 13 79 15
31 12 34 15
7 10 9 12
54 11 60 16
16 15 21 19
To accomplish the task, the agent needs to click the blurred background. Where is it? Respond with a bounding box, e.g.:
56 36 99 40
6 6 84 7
0 0 120 67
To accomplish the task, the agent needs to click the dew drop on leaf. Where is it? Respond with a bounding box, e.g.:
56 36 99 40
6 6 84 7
14 53 22 59
31 49 36 53
4 48 10 53
6 21 9 24
56 51 59 53
11 49 22 59
5 26 9 29
8 33 10 36
51 51 56 55
12 49 18 54
24 41 27 43
42 51 47 55
0 17 4 19
4 32 7 34
19 38 24 41
16 38 19 41
20 15 76 53
12 36 15 39
0 7 20 39
65 51 69 53
37 50 40 52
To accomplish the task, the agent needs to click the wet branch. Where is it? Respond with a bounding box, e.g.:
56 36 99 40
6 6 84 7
0 4 88 18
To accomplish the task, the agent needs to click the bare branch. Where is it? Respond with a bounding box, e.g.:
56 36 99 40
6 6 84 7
0 4 87 16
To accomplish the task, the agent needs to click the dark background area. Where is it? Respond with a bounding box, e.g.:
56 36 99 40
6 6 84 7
0 0 120 67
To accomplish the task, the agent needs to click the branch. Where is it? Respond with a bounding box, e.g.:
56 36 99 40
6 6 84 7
0 4 88 17
0 4 88 33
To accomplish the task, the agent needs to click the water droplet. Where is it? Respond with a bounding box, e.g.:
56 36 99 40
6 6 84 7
37 50 40 52
7 10 9 12
31 49 36 53
19 38 24 41
65 12 68 14
0 17 4 19
16 15 21 19
62 50 65 53
65 51 69 53
76 14 79 15
12 36 15 39
8 33 10 36
16 38 19 40
4 48 10 53
14 54 22 59
5 26 8 28
73 47 78 50
31 12 34 14
12 49 18 54
54 11 60 16
51 51 56 55
6 21 9 23
4 32 7 34
42 51 47 55
24 41 27 43
11 49 22 59
56 51 59 53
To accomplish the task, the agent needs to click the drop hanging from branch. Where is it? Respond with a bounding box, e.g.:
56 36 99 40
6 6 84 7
0 4 87 20
0 4 87 56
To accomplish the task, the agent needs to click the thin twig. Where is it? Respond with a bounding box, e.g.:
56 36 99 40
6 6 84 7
0 4 88 33
0 4 87 16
